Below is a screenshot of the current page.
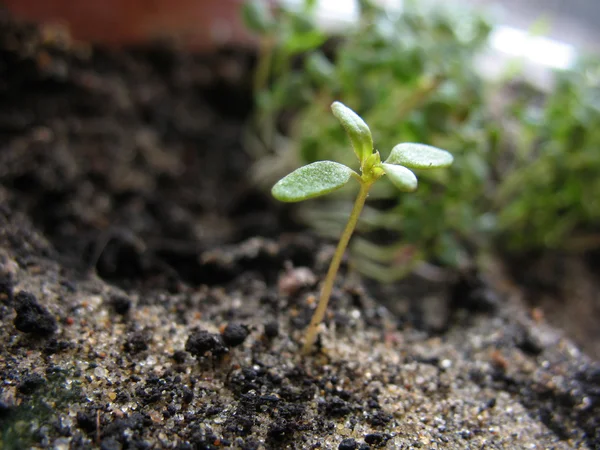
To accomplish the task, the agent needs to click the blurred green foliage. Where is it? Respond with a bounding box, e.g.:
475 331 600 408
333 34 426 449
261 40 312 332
242 0 600 279
496 58 600 251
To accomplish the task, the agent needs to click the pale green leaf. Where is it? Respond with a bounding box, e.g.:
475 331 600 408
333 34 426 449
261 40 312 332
331 101 373 166
382 163 418 192
272 161 354 202
283 30 327 54
385 143 453 169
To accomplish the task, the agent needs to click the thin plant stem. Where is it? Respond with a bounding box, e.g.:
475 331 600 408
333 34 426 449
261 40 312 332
251 36 277 150
253 36 274 95
302 181 372 354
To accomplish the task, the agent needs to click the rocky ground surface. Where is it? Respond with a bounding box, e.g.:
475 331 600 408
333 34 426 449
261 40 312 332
1 9 599 450
2 204 600 450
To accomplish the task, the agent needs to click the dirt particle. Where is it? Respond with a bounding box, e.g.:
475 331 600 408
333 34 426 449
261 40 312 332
0 401 12 420
13 291 57 336
264 321 279 339
109 294 132 316
531 307 544 323
172 350 188 364
59 279 77 292
338 438 358 450
278 266 316 296
100 437 120 450
239 437 260 450
0 275 14 305
185 329 228 358
364 432 390 447
76 410 97 434
182 386 194 403
451 270 499 314
18 373 47 395
221 323 249 347
43 338 71 354
516 326 545 355
368 410 393 427
490 349 509 371
321 396 352 418
124 330 150 354
267 421 295 443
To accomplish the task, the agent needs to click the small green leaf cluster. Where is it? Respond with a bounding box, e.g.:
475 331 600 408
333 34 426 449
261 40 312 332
272 102 453 203
271 101 452 354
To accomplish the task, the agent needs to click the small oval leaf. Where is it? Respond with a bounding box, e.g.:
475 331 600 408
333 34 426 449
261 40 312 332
331 101 373 166
272 161 354 202
382 163 418 192
283 29 327 54
385 143 453 169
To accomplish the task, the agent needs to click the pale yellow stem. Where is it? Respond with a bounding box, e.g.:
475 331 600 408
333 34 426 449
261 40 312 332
302 181 372 355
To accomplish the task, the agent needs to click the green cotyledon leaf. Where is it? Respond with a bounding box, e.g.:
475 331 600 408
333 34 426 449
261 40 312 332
331 101 373 167
272 161 355 202
385 143 453 169
382 163 418 192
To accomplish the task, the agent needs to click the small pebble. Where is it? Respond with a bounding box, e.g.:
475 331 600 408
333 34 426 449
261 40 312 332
18 374 46 395
172 350 187 364
264 321 279 339
338 438 358 450
364 433 387 446
440 359 452 370
278 266 316 296
109 294 132 316
185 329 227 358
124 331 150 354
13 291 57 336
221 323 249 347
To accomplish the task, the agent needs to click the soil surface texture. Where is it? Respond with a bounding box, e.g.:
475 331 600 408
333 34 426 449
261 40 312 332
1 10 599 450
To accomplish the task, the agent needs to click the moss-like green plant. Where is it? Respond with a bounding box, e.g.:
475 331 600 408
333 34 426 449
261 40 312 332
272 101 453 354
243 0 491 277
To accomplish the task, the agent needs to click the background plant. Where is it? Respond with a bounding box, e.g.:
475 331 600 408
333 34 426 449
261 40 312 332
243 0 600 280
495 57 600 251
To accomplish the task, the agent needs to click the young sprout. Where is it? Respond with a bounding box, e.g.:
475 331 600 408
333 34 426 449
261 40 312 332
272 101 454 354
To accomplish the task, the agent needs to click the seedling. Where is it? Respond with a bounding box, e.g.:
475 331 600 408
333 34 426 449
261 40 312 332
272 101 454 354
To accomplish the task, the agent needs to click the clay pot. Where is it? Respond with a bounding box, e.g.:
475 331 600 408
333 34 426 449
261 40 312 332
4 0 256 49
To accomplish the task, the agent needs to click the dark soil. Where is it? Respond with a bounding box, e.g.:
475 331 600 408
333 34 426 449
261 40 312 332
506 252 600 359
1 9 599 450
